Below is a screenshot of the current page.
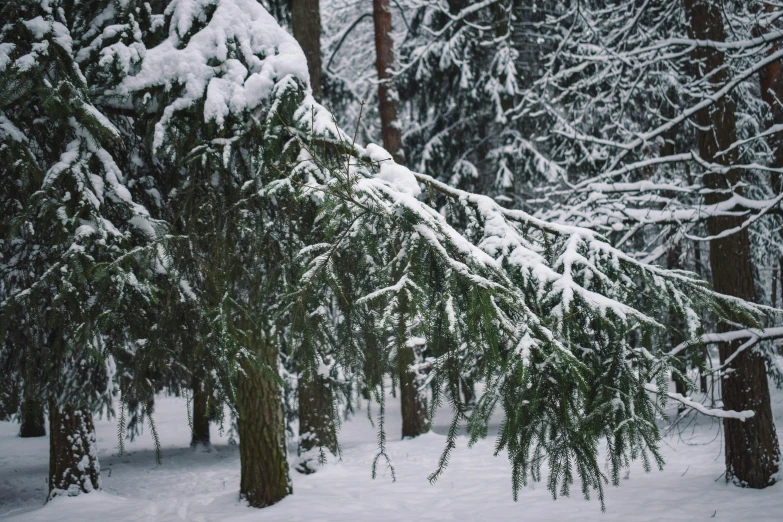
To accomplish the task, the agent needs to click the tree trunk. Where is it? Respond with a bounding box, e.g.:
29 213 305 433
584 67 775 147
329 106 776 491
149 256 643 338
372 0 403 163
399 342 428 438
461 376 476 408
19 334 45 436
237 336 291 508
395 265 428 438
686 0 780 488
667 242 688 405
296 374 338 473
20 395 45 438
291 0 323 101
48 403 100 497
190 374 211 449
0 378 19 421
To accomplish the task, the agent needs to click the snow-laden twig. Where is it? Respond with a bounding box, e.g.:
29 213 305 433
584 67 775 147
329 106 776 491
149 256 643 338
644 384 754 421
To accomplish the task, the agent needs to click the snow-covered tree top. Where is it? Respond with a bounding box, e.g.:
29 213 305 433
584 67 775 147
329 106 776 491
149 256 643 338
109 0 310 149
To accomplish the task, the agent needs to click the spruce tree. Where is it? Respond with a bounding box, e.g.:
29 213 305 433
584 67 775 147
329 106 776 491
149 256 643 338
393 0 783 489
289 0 342 472
0 0 160 497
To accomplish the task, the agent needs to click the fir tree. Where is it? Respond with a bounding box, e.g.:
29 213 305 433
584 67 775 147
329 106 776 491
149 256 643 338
0 0 161 497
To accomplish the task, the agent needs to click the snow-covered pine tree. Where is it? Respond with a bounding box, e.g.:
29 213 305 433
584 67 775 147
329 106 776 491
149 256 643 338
98 0 319 506
371 0 428 439
285 0 344 473
496 0 783 488
396 0 783 489
0 0 161 497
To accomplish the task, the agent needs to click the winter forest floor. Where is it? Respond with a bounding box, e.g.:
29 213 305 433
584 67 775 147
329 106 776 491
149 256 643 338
2 384 783 521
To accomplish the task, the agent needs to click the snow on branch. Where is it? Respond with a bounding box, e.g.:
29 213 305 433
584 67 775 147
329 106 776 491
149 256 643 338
670 327 783 358
644 384 755 421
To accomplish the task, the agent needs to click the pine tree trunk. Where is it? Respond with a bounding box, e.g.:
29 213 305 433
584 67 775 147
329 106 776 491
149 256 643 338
237 337 291 508
0 379 18 421
19 334 45 436
395 267 428 438
667 243 688 405
19 395 45 438
291 0 323 101
372 0 403 163
461 376 476 408
190 374 211 449
693 242 710 394
297 374 338 473
686 0 780 488
48 403 100 497
399 343 428 438
700 346 709 394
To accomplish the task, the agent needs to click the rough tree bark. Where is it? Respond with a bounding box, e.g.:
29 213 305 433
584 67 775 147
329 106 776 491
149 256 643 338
48 403 100 497
190 373 211 449
296 372 338 473
237 335 291 507
686 0 780 488
291 0 322 101
372 0 403 163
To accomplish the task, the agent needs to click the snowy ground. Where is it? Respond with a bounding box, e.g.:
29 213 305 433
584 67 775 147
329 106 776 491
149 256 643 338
2 385 783 521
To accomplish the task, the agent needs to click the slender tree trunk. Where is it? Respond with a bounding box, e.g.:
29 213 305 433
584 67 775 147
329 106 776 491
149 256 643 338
296 373 338 473
461 376 476 408
19 334 45 436
394 261 428 438
190 374 211 449
20 393 45 438
693 241 710 393
686 0 780 488
699 347 709 394
48 403 100 497
667 242 688 402
291 0 323 101
237 336 291 507
372 0 403 163
0 379 19 421
398 342 428 438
